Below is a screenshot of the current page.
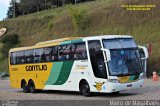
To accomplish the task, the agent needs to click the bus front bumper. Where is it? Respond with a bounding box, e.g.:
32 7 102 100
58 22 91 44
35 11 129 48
106 79 144 93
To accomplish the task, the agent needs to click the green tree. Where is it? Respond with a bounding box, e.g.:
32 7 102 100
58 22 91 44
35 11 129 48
0 34 20 57
7 0 20 18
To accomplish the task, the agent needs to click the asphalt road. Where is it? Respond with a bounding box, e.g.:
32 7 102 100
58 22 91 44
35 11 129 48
0 78 160 106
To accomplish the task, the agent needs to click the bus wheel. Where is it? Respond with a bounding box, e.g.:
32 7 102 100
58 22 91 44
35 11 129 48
21 80 29 93
28 80 36 93
112 91 120 94
80 81 91 97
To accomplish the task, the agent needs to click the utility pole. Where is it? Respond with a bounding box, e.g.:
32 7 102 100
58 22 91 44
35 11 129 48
13 0 15 18
57 0 59 7
45 0 47 10
75 0 77 5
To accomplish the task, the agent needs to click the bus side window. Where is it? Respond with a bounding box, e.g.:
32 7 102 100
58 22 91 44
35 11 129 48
63 44 72 60
74 43 87 60
16 51 25 64
71 44 76 59
34 48 44 63
25 50 34 63
57 43 87 61
52 46 58 61
58 45 66 61
10 52 16 65
44 47 52 62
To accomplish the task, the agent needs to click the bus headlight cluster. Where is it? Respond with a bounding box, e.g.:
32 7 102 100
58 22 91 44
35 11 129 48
108 79 120 83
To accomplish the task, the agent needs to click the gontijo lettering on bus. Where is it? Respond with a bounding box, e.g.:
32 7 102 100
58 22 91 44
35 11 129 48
26 65 47 71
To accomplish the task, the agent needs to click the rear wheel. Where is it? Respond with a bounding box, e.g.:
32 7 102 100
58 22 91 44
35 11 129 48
21 80 28 93
80 81 91 97
28 80 36 93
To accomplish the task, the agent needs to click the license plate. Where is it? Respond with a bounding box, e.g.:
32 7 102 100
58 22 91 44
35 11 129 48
127 84 132 87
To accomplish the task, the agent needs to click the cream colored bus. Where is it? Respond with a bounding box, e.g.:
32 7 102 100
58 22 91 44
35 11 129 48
9 35 148 96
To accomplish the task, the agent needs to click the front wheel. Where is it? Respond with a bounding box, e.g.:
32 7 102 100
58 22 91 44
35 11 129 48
80 81 91 97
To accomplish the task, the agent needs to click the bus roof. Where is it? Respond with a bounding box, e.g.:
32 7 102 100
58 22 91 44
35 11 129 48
9 37 82 52
35 37 81 46
83 35 132 41
9 35 132 52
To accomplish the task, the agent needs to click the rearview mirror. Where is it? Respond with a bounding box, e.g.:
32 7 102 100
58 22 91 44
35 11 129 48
101 48 111 62
138 46 149 60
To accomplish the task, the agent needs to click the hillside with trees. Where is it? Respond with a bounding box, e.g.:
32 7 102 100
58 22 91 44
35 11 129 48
7 0 95 18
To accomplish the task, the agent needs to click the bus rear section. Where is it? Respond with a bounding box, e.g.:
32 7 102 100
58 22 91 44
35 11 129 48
9 39 89 94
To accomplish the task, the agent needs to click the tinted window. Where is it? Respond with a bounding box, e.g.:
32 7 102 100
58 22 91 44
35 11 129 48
58 45 70 61
51 46 58 61
103 38 137 49
10 52 16 65
25 50 34 63
16 51 25 64
88 40 107 79
34 48 44 62
44 47 52 62
58 43 87 61
74 43 87 60
10 42 87 65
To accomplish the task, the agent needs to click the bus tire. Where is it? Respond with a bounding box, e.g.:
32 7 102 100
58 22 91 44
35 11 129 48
21 80 29 93
80 80 91 97
112 91 120 94
28 80 36 93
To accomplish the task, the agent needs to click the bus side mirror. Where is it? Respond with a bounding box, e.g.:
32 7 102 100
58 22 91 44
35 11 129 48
138 46 149 60
101 48 111 62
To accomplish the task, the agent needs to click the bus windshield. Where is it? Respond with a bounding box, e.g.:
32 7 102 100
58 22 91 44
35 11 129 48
103 38 142 76
108 49 142 76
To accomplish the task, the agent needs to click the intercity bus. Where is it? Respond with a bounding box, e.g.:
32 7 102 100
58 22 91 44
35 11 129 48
9 35 148 96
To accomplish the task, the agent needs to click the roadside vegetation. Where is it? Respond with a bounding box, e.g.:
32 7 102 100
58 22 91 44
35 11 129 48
0 0 159 77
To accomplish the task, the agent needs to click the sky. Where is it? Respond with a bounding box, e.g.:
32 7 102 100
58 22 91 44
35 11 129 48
0 0 11 21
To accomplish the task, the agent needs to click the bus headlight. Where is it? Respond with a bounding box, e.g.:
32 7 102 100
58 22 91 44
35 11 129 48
108 79 120 83
139 75 143 80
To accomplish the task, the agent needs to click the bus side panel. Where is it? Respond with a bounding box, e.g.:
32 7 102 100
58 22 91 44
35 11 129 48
44 60 89 91
10 65 21 89
9 63 53 90
35 63 53 89
44 60 108 92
